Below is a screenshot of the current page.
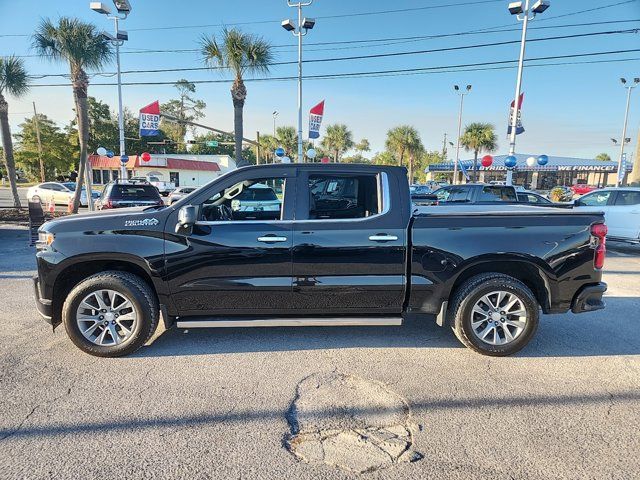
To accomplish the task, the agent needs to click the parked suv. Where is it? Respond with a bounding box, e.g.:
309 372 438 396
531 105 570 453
95 181 164 210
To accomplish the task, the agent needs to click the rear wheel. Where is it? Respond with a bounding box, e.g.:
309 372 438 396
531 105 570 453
62 271 159 357
449 273 539 356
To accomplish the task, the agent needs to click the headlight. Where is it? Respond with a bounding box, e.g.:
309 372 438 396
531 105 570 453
36 231 55 248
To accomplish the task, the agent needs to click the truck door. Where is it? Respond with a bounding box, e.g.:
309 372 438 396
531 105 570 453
164 170 296 316
291 170 407 315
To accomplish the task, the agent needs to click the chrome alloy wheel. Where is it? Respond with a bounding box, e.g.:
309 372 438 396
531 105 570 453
75 289 137 346
470 290 527 346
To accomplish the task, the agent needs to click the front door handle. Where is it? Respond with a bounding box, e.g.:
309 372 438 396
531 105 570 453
369 234 398 242
257 235 288 243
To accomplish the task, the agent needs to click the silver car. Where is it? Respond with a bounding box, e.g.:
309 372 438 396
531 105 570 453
168 186 198 205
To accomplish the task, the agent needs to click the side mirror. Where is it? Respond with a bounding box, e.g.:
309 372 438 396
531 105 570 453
176 205 196 233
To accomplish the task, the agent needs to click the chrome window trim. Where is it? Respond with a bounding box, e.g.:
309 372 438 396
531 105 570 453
193 171 390 226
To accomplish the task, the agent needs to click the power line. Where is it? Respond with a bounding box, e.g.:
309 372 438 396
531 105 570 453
26 48 640 87
24 28 639 79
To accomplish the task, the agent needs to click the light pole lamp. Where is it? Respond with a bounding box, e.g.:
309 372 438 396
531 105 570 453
617 77 639 186
91 1 131 184
506 0 550 186
282 0 314 163
272 110 279 136
453 84 471 185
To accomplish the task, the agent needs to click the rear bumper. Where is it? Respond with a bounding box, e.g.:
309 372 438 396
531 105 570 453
571 282 607 314
32 276 53 324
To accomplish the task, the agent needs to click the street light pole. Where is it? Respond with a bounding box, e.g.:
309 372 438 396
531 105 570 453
506 0 550 186
283 1 314 163
91 1 131 184
617 78 639 186
453 85 471 185
272 110 278 136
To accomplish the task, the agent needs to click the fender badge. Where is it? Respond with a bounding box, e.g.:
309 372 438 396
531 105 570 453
124 218 160 227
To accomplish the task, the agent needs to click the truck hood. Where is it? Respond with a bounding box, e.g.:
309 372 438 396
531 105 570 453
41 206 170 234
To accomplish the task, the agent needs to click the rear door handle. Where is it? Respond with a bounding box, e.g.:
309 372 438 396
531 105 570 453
257 235 288 243
369 234 398 242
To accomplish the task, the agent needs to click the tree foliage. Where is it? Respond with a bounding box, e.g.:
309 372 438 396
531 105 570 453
161 79 206 147
321 124 354 162
595 152 612 162
459 122 497 181
14 113 77 181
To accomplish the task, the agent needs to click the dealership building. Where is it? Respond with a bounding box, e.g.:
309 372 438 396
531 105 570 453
89 154 236 187
425 153 633 189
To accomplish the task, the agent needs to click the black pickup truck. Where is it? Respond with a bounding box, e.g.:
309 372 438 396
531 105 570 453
33 164 607 357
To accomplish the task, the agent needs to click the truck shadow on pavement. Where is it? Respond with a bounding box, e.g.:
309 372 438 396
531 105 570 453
138 297 640 358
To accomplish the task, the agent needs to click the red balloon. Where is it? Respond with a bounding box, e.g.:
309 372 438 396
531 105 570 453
320 157 330 164
481 155 493 167
141 152 151 162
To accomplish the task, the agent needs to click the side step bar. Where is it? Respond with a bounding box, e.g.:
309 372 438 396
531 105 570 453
176 317 403 328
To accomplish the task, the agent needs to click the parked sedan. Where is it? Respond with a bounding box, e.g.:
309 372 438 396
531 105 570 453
573 187 640 243
168 186 198 205
571 183 598 196
27 182 98 207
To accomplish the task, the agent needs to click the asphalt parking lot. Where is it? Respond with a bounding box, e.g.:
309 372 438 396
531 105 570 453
0 225 638 479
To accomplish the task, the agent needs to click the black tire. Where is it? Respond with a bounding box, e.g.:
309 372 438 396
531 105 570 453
62 271 159 357
449 273 539 356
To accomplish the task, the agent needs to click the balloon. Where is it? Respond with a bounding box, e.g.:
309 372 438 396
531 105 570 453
321 157 330 164
106 150 114 158
504 155 517 168
481 155 493 167
96 147 107 156
141 152 151 162
306 148 317 159
526 156 536 167
281 156 291 164
275 147 285 158
537 154 549 166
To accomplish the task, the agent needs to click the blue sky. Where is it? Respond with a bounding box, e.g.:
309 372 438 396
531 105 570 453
1 0 639 160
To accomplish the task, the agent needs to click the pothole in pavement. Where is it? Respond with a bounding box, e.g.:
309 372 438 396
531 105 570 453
285 372 423 473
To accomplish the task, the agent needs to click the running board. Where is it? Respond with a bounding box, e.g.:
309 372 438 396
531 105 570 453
176 317 403 328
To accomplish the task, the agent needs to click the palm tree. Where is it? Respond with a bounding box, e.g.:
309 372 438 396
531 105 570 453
200 28 273 167
385 125 423 183
275 126 298 160
459 122 498 182
0 56 29 208
595 153 611 162
258 134 278 163
321 124 354 162
33 17 112 212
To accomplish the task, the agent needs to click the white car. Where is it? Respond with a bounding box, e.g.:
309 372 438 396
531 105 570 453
230 183 281 220
574 187 640 243
168 186 198 205
27 182 97 207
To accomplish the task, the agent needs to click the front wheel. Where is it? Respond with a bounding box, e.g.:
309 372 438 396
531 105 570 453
449 273 539 356
62 271 159 357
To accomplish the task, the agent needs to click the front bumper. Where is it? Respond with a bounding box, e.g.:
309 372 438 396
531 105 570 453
32 276 53 324
571 282 607 314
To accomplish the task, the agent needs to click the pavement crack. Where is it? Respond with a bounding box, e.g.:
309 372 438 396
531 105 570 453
0 405 38 442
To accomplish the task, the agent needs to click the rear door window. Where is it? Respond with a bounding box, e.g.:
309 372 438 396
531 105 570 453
614 191 640 206
478 186 517 202
308 174 379 219
579 191 611 206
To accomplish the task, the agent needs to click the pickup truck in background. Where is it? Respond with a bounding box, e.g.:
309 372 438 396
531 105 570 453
33 164 607 358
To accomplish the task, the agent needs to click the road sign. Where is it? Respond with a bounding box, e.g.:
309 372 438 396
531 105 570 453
120 154 129 165
206 140 218 147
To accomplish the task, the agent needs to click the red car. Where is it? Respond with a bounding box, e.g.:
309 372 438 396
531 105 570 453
571 184 597 196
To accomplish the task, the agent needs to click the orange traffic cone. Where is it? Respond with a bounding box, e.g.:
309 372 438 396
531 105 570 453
47 198 55 214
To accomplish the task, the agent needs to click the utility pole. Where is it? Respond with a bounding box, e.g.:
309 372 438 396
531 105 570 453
453 85 471 185
32 102 45 182
442 133 448 161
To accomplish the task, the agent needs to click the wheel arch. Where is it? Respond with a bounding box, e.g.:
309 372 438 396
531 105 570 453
50 256 160 328
449 256 553 313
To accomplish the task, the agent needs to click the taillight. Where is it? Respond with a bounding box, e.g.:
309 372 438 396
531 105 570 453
591 223 607 269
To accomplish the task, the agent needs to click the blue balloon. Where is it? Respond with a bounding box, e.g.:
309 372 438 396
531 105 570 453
275 147 285 158
120 154 129 164
504 155 517 168
537 154 549 166
106 150 115 158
